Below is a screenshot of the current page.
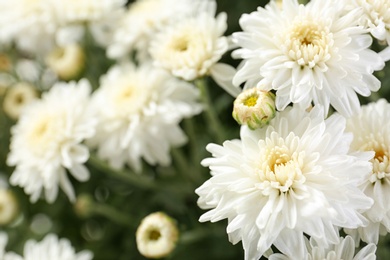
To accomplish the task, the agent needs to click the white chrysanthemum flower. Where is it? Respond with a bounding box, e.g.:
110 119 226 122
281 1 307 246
51 0 126 47
150 3 240 97
0 0 56 54
343 99 390 244
107 0 206 61
196 105 373 260
350 0 390 43
7 79 96 203
22 234 92 260
268 235 376 260
51 0 125 25
89 63 202 171
346 0 390 61
232 0 384 117
136 212 179 259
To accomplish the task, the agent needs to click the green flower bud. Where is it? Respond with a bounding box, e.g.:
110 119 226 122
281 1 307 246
232 88 276 130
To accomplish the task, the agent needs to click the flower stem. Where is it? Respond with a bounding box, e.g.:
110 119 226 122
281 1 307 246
195 78 225 143
179 228 210 245
87 154 157 190
171 148 203 185
91 202 137 228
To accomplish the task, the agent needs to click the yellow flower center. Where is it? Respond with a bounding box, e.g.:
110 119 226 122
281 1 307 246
257 133 306 193
358 138 390 181
26 113 64 156
243 95 258 107
284 17 332 68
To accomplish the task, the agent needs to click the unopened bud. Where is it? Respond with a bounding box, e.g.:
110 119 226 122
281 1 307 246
0 189 19 225
2 82 38 120
0 53 11 72
46 44 85 81
74 194 93 218
136 212 179 259
232 88 276 130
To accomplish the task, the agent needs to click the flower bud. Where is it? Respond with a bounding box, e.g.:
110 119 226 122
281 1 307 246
2 82 38 120
0 189 19 225
232 88 276 130
74 194 94 218
45 44 85 81
0 53 11 72
136 212 179 259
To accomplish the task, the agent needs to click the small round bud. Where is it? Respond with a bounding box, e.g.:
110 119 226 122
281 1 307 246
136 212 179 259
74 194 94 218
45 44 85 81
0 53 11 72
2 82 38 120
0 189 19 225
232 88 276 130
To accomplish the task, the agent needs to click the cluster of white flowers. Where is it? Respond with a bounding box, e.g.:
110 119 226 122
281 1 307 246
1 0 390 259
195 0 390 259
0 0 125 53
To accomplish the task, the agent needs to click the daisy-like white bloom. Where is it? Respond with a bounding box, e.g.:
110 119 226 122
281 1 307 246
149 1 240 97
50 0 126 47
345 0 390 61
0 0 56 54
267 235 376 260
21 234 92 260
51 0 125 25
7 79 96 203
89 63 202 171
107 0 206 61
196 105 373 260
343 99 390 244
136 212 179 259
232 0 384 117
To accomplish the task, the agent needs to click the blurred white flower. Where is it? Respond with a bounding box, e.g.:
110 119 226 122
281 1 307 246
150 2 240 97
22 234 92 260
196 105 373 260
89 63 202 171
7 79 96 203
344 99 390 245
15 59 41 82
346 0 390 61
268 235 376 260
2 82 38 120
136 212 179 259
232 0 384 117
0 0 56 54
52 0 125 25
107 0 207 61
51 0 126 47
